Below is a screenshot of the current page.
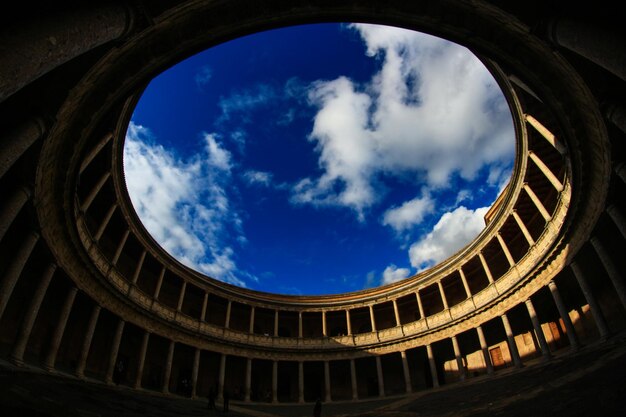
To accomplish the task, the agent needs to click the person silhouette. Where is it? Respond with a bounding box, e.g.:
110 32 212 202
313 398 322 417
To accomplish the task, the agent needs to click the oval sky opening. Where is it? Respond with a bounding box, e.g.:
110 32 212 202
123 23 515 296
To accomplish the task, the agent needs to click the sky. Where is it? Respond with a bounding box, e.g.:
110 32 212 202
123 23 514 295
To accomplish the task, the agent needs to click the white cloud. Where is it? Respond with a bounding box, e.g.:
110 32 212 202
408 206 489 271
195 65 212 88
382 192 434 233
123 122 247 286
218 84 277 122
382 264 411 285
292 24 514 219
243 170 273 186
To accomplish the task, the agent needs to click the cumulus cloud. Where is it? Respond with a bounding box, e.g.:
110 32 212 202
293 23 514 219
243 170 273 186
382 192 435 233
409 206 489 271
218 84 277 122
123 122 248 286
382 264 411 285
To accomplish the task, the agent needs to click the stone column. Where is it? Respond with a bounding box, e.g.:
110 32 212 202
75 304 101 377
298 312 303 338
523 183 551 221
607 205 626 241
80 133 113 174
437 281 449 309
153 266 166 300
94 203 117 241
322 311 327 336
0 186 30 242
546 17 626 81
245 358 252 402
570 262 610 339
11 263 56 365
458 268 472 299
162 340 175 393
591 236 626 310
426 344 439 388
616 163 626 184
0 231 39 321
393 300 401 327
191 348 201 398
416 291 426 322
105 319 126 384
43 286 78 371
200 292 209 322
548 280 580 350
346 309 352 335
512 210 535 246
176 281 187 313
0 120 45 179
525 114 567 154
528 150 563 192
496 233 515 267
298 361 304 403
272 361 278 403
218 354 226 401
249 307 255 333
131 250 147 285
369 305 377 332
525 298 551 359
350 359 358 400
501 313 523 368
80 171 111 212
134 331 150 389
273 309 279 337
400 350 412 392
479 252 495 284
324 360 332 402
375 356 385 397
476 325 494 374
111 229 130 266
451 335 467 380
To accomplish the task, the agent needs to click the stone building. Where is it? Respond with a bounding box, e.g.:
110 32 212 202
1 0 625 413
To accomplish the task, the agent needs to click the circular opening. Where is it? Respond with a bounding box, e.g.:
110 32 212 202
123 23 515 295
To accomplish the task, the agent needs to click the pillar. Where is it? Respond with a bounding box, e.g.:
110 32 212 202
80 133 112 174
607 205 626 241
218 354 226 401
10 263 56 365
501 313 523 368
369 305 377 332
478 252 495 284
298 361 304 403
523 183 552 221
426 344 439 388
176 281 187 312
322 311 327 336
0 231 39 321
528 150 563 192
0 186 30 242
134 331 150 389
512 210 535 246
0 120 45 179
94 203 117 241
245 358 252 402
130 250 147 285
476 325 494 374
249 306 255 333
375 356 385 397
80 171 111 212
162 340 175 393
548 280 580 350
437 281 449 309
458 268 472 298
350 359 358 400
496 233 515 267
451 335 467 380
346 309 352 335
416 291 426 321
43 286 78 371
525 114 567 154
570 262 610 339
153 266 166 300
324 360 332 402
591 236 626 310
105 319 126 384
298 312 303 338
272 360 278 403
400 350 412 392
525 298 551 359
393 300 401 326
200 292 209 322
191 348 201 398
75 304 101 378
111 229 130 266
273 309 279 337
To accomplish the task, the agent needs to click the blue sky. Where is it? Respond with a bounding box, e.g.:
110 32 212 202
123 23 514 295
